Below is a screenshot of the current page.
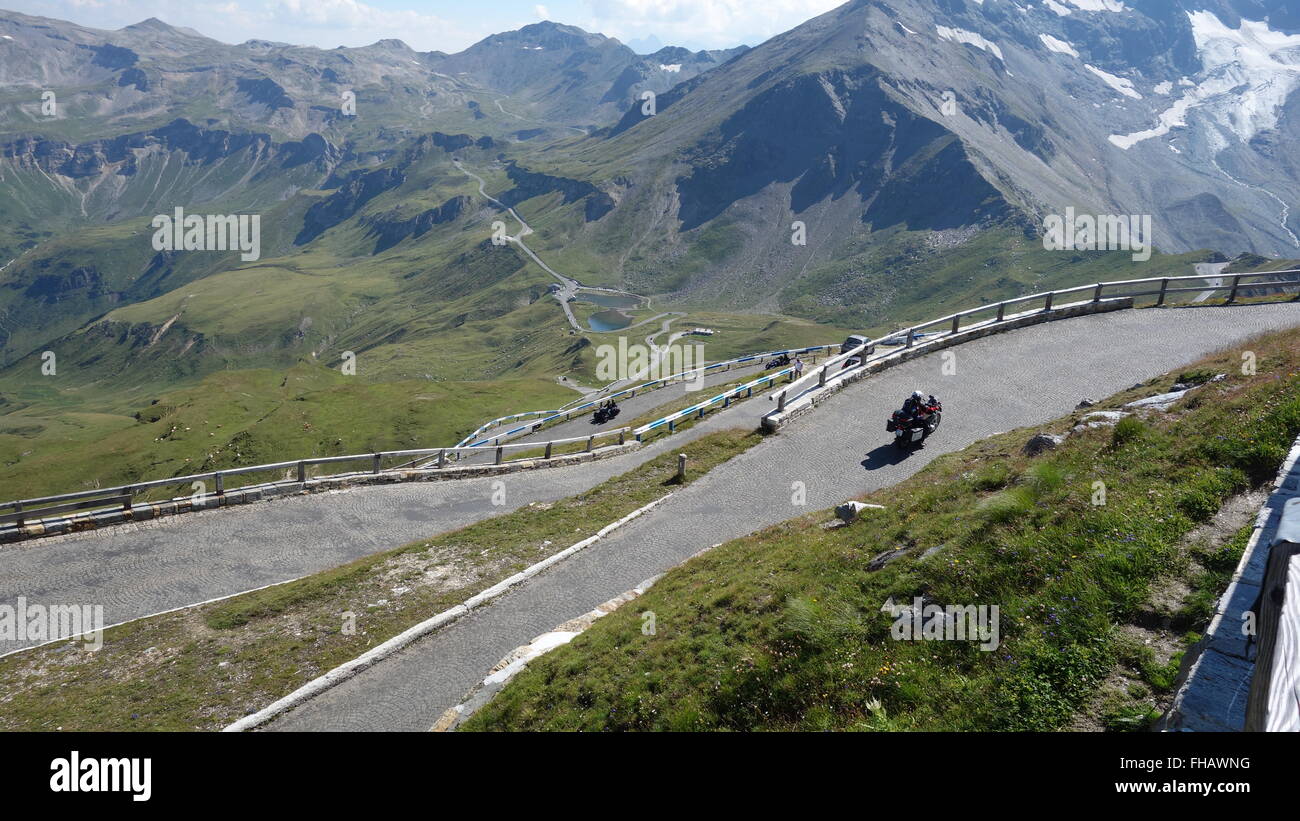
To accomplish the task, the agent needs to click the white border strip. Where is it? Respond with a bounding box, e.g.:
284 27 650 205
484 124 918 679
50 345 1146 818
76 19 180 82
222 492 674 732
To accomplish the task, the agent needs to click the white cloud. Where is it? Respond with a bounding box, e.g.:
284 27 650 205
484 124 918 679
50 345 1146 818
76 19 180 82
581 0 841 49
535 4 549 19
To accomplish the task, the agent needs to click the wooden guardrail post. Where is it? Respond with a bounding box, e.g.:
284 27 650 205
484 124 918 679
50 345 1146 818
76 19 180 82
1044 291 1054 311
996 302 1006 321
215 472 225 495
372 454 382 474
297 461 306 483
951 315 960 334
676 454 687 483
906 329 915 348
1156 278 1169 306
13 501 22 528
1226 275 1241 304
494 446 504 465
544 441 553 458
619 430 626 445
438 449 446 468
122 487 133 512
818 367 827 387
777 390 787 412
586 436 595 452
1093 283 1104 302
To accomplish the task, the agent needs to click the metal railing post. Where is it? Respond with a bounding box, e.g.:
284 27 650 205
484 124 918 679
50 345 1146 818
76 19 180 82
1156 278 1169 306
494 447 504 465
1226 275 1241 304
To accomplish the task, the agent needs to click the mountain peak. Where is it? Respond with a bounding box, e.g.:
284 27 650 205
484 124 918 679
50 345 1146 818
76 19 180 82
123 18 175 33
121 17 209 39
368 38 413 51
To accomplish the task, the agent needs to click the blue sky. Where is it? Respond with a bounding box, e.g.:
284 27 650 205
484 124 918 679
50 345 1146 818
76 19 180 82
8 0 843 53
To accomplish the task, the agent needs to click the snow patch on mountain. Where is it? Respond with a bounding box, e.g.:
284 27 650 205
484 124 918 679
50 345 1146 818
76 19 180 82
935 26 1004 62
1066 0 1125 11
1086 65 1142 99
1109 14 1300 151
659 64 681 72
1039 34 1079 58
1043 1 1072 16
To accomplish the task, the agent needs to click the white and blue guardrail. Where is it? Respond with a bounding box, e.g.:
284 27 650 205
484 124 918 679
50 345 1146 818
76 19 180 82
460 344 838 447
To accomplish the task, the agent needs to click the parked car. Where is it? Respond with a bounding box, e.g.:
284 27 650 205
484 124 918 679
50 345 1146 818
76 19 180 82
840 334 872 367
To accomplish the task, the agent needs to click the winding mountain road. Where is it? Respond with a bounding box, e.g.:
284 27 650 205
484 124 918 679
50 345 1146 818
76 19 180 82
3 304 1296 715
251 303 1299 730
452 158 640 332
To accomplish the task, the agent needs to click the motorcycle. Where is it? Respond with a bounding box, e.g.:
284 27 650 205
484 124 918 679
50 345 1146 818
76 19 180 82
887 397 942 450
593 403 621 424
766 353 791 369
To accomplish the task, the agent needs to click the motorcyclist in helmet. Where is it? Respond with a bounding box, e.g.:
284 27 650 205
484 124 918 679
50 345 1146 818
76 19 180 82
902 389 927 419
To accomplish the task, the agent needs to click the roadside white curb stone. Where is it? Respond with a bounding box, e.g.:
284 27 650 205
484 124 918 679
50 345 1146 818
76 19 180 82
222 492 674 732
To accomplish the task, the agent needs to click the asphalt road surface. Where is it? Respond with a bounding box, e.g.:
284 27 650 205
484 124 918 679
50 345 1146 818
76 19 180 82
254 303 1300 730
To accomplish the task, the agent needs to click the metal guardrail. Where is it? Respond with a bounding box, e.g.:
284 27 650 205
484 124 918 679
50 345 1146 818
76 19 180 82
1 428 631 529
456 409 564 449
461 344 837 447
632 367 798 440
768 270 1300 413
1246 498 1300 732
